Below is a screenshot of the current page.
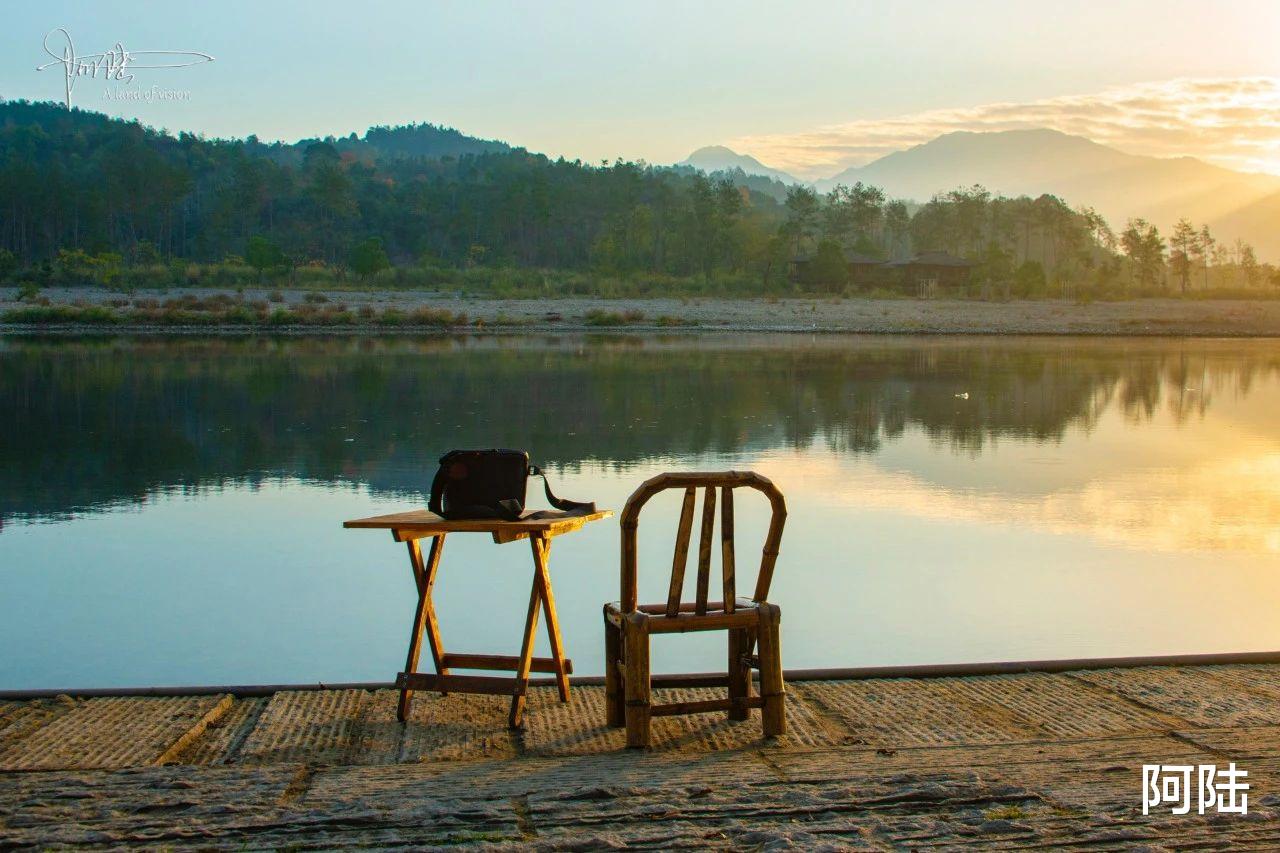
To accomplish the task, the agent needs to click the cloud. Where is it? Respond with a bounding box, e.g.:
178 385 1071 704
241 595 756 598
730 78 1280 180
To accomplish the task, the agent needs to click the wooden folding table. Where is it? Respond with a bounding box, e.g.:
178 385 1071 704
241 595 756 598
343 508 612 727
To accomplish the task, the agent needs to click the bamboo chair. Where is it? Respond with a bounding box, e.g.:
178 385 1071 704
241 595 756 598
604 471 787 748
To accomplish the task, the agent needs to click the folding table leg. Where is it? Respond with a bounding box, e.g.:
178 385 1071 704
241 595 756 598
398 533 447 722
508 561 544 728
531 535 571 701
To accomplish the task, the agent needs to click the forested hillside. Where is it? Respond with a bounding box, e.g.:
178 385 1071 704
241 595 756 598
0 100 1274 297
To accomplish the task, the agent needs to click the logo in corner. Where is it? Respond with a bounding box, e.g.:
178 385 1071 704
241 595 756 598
36 28 214 109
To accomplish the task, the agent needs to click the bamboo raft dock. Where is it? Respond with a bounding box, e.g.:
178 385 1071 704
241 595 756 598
3 660 1280 848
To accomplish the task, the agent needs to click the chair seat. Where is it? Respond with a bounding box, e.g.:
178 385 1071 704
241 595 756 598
606 597 757 615
605 598 771 634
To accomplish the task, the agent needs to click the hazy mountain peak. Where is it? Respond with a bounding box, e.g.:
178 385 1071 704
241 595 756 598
866 127 1134 175
678 145 800 184
935 127 1086 143
686 144 742 159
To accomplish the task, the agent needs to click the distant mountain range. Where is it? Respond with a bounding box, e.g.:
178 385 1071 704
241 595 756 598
679 129 1280 259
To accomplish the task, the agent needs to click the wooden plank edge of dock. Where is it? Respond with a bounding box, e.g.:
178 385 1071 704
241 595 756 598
5 647 1280 700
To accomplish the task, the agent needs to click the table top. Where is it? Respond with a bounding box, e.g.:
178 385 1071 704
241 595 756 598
344 508 613 542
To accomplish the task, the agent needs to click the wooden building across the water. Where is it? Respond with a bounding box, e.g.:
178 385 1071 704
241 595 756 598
789 249 974 296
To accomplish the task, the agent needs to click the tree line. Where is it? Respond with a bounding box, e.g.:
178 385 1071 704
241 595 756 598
0 99 1275 296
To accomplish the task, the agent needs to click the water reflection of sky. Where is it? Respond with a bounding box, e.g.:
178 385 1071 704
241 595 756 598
2 335 1279 689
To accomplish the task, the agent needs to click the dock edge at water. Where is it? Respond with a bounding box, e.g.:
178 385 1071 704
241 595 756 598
5 648 1280 700
4 651 1280 848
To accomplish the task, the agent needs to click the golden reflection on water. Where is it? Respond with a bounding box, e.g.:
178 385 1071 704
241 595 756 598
758 451 1280 554
755 376 1280 555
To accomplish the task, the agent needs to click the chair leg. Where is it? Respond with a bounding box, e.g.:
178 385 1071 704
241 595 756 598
757 603 786 737
727 627 751 721
604 608 624 728
622 612 651 748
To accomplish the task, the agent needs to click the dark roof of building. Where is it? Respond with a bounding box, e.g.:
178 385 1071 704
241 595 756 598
792 250 971 267
791 250 887 264
883 251 974 268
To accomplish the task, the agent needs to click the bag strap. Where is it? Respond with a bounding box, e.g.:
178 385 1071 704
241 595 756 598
428 463 447 516
529 464 596 515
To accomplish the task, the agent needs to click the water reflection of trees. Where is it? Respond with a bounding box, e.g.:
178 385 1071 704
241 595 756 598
2 335 1277 521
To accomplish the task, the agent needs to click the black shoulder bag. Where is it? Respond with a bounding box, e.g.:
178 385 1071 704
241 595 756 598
428 449 596 521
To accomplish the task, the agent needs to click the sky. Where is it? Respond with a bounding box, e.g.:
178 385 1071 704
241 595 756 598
1 1 1278 178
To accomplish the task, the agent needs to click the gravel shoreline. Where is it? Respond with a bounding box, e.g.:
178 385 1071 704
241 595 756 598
5 287 1280 336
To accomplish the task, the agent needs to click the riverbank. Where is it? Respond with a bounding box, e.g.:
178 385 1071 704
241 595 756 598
3 662 1278 847
4 287 1280 336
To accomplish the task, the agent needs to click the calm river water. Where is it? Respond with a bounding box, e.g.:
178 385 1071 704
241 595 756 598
2 334 1279 689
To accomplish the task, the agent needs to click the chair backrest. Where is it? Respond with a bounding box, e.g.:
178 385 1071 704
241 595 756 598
619 471 786 616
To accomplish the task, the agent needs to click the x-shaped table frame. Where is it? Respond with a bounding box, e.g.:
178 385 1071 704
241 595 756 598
344 509 612 727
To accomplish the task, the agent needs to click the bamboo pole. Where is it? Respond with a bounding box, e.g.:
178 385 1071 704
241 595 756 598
665 487 696 616
757 603 786 737
623 612 651 748
603 605 624 728
695 487 716 614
